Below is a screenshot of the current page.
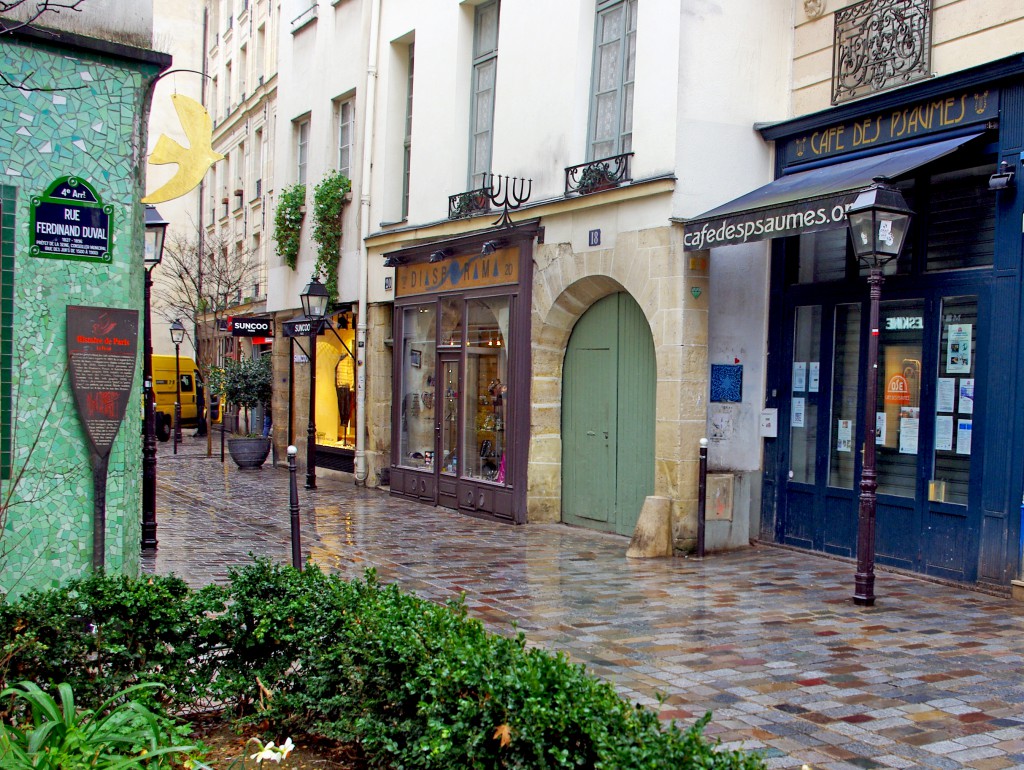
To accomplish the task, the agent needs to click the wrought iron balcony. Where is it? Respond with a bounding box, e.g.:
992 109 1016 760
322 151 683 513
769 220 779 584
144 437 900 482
448 186 491 220
564 152 634 197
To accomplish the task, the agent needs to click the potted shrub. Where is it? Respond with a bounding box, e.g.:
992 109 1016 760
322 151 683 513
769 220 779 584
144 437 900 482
212 355 273 469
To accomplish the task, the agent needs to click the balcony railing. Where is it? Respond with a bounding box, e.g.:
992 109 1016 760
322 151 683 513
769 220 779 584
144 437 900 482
448 186 491 220
564 152 634 196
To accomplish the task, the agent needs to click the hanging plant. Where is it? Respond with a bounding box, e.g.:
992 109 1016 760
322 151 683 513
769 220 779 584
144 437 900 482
312 170 352 302
274 183 306 270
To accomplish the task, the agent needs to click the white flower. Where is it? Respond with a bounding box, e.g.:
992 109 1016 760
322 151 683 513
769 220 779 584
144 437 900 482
249 738 295 764
279 738 295 759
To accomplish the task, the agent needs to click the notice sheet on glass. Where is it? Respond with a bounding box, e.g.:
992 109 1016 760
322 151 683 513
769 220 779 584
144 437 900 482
946 324 972 374
792 362 807 392
808 362 820 393
792 397 805 428
899 406 920 455
936 377 955 413
935 415 954 451
836 419 852 452
959 379 974 414
957 419 972 455
876 412 886 445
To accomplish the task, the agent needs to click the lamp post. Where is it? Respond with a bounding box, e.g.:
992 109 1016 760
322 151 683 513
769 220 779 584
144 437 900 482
845 177 913 606
300 276 329 489
142 204 169 550
170 318 186 454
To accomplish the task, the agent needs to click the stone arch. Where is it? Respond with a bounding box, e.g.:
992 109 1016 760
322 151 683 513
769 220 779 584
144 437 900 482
526 227 708 547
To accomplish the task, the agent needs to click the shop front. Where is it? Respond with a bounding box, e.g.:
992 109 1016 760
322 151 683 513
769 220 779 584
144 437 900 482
386 225 537 523
282 308 358 473
685 56 1024 589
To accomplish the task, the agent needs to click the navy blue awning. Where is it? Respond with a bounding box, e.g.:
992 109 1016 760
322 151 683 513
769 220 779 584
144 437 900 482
681 133 982 251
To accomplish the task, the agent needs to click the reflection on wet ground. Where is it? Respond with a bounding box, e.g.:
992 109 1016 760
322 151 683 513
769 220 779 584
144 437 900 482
146 437 1024 769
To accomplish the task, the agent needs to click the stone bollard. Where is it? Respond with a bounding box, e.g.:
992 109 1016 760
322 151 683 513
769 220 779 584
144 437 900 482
626 495 673 558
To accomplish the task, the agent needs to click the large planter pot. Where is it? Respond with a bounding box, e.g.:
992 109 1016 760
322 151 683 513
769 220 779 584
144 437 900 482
227 437 271 469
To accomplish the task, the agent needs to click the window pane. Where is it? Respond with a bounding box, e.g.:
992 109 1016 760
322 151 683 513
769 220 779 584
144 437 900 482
440 297 463 346
829 304 861 488
794 229 848 284
875 299 924 497
790 305 821 484
931 296 977 505
597 39 621 92
399 304 436 468
925 164 995 271
462 297 510 484
440 360 459 475
474 0 499 56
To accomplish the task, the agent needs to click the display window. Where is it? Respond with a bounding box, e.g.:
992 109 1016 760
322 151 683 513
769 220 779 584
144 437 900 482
314 313 357 450
396 293 513 487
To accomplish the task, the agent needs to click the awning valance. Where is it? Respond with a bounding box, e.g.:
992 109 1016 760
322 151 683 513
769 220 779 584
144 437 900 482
681 133 982 252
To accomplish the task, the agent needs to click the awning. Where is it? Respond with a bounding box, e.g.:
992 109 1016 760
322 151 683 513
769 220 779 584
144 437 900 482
681 133 982 252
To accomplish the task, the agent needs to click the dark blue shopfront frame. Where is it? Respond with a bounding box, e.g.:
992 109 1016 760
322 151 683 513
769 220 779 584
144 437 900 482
757 56 1024 590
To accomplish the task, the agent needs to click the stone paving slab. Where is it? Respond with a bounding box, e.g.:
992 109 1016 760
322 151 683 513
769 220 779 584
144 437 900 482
145 437 1024 770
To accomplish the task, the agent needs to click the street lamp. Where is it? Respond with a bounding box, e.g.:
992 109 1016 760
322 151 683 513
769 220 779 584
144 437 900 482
300 275 329 489
142 204 169 550
845 176 913 606
170 318 186 454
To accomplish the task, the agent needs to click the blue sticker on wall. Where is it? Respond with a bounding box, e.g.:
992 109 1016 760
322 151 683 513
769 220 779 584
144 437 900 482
710 364 743 403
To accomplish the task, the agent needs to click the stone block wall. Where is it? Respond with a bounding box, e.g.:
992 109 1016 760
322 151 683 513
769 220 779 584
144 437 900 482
527 223 709 549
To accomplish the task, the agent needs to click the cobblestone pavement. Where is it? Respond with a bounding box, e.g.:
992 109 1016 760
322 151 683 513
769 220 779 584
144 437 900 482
145 436 1024 770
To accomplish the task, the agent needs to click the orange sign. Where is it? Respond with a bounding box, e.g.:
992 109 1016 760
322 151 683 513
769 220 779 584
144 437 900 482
885 373 911 405
395 248 518 297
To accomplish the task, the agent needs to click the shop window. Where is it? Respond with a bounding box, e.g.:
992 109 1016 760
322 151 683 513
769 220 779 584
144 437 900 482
874 299 924 497
399 303 436 468
829 304 861 489
791 229 848 285
462 297 509 484
789 305 821 484
931 296 977 505
440 296 463 346
315 314 357 449
925 165 995 272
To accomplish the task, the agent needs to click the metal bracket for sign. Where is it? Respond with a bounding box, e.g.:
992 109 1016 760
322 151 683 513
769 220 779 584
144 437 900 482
31 176 113 263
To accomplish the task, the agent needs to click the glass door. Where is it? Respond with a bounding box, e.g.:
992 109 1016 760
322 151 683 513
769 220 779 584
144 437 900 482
439 356 461 476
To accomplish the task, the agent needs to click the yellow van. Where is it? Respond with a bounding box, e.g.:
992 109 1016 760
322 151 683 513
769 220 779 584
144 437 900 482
152 354 200 441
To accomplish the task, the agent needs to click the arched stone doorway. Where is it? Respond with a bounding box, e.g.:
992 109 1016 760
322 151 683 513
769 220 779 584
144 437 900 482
562 292 656 536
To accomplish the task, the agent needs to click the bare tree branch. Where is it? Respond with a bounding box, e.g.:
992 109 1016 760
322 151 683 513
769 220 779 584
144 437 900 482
0 0 85 35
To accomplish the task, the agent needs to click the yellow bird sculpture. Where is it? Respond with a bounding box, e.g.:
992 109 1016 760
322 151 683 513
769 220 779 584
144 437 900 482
142 94 224 204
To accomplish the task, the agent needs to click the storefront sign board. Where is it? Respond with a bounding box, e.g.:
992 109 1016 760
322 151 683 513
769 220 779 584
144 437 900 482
396 248 518 297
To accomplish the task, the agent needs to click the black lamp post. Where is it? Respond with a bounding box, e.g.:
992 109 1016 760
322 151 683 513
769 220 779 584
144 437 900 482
300 276 329 489
170 318 186 454
142 204 169 550
845 177 913 606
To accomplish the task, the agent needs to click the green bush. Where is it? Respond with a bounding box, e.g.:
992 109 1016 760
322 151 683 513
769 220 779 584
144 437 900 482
0 561 765 770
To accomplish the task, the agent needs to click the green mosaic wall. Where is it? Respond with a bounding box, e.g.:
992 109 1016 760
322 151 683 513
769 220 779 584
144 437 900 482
0 37 161 599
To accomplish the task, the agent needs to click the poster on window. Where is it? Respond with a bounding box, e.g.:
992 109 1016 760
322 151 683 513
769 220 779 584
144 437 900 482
959 379 974 414
836 419 852 452
957 419 973 455
792 362 807 392
792 397 805 428
876 412 887 445
935 415 954 452
946 324 972 374
808 362 820 393
899 406 920 455
936 378 955 413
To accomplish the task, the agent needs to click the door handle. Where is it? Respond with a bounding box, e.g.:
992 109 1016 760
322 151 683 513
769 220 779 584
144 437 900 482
586 430 596 436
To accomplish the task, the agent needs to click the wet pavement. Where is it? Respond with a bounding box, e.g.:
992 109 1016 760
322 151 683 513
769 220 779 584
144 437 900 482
144 436 1024 770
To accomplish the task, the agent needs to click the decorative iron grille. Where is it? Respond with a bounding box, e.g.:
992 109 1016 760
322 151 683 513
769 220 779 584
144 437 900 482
564 153 634 197
448 186 490 220
832 0 932 105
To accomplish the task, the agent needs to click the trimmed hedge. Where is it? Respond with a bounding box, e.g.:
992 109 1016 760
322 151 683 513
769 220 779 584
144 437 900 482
0 560 765 770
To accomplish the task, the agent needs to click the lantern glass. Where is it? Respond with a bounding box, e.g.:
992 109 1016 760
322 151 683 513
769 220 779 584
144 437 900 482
300 278 329 320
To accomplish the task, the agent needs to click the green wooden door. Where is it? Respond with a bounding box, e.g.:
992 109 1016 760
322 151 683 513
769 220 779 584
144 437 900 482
562 293 655 536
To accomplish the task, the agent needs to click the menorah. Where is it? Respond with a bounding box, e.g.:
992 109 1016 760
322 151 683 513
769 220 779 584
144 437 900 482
485 173 532 228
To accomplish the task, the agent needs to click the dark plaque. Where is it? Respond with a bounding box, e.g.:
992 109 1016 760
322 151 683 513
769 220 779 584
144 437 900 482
31 177 112 263
67 306 139 571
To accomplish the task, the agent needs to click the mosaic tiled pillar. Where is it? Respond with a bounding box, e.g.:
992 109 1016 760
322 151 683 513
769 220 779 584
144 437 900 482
0 35 164 598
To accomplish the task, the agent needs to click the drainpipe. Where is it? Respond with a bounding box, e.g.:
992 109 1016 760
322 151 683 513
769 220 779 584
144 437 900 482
354 0 382 484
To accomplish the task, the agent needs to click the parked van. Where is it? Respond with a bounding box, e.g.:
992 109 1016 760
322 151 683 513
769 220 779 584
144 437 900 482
152 354 201 442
